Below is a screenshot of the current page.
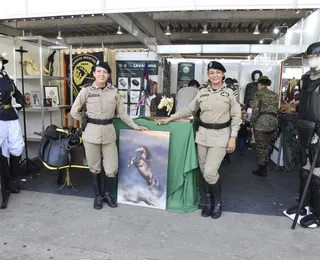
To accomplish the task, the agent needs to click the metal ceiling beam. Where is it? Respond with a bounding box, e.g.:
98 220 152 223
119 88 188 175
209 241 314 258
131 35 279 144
152 10 307 22
0 24 22 36
107 13 157 52
170 32 270 42
128 13 170 44
157 44 305 54
5 16 115 29
64 34 139 45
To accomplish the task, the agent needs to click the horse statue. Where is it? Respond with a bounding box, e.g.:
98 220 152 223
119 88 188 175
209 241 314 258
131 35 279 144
158 95 174 116
127 145 163 199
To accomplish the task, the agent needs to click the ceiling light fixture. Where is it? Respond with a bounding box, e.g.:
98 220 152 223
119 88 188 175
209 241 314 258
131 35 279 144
202 24 208 34
253 24 260 35
57 30 62 40
165 25 171 36
260 38 274 44
273 25 288 34
116 25 123 35
295 9 300 14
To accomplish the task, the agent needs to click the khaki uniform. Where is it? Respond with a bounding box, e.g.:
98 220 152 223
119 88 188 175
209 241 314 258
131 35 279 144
70 82 138 176
171 85 241 184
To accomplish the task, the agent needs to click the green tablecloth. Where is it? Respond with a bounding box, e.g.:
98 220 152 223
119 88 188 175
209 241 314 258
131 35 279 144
113 118 200 213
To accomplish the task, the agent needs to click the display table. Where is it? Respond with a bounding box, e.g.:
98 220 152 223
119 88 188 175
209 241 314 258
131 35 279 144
113 118 200 213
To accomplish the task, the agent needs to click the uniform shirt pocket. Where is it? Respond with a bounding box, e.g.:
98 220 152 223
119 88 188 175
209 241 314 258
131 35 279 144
217 94 230 111
86 95 101 112
199 94 209 111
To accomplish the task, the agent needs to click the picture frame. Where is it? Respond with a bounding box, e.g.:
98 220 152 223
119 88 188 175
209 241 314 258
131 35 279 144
31 91 41 107
43 98 52 107
44 85 60 106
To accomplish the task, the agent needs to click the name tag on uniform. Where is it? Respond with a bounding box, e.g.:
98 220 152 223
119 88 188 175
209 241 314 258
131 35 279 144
88 94 100 98
220 92 229 97
200 94 209 98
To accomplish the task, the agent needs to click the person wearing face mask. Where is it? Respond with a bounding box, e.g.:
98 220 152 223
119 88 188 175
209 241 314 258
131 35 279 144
70 60 148 210
284 42 320 228
244 70 263 106
155 61 241 219
0 55 25 197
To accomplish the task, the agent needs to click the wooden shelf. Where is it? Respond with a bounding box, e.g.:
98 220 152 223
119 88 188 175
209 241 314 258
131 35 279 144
23 105 71 112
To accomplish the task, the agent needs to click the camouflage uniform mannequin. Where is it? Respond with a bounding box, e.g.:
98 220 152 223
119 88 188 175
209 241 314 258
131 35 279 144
251 76 279 177
70 60 147 210
244 70 263 106
156 61 241 219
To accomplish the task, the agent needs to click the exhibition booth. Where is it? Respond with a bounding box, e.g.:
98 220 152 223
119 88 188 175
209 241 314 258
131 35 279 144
1 8 320 213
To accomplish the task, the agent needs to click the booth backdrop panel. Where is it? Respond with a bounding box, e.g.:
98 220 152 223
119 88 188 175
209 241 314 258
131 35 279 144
113 118 200 213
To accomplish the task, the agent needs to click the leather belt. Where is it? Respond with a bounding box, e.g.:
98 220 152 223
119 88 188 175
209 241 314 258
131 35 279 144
87 118 113 125
0 104 11 110
199 119 231 130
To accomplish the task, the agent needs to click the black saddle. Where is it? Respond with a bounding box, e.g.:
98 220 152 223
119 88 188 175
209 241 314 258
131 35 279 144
38 125 82 169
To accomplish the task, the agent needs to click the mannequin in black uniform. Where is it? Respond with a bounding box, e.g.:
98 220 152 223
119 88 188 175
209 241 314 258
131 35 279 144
0 55 25 200
244 70 263 106
284 42 320 228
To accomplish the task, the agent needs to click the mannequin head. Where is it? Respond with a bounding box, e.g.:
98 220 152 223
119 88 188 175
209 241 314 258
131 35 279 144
305 42 320 73
251 70 263 82
0 55 8 72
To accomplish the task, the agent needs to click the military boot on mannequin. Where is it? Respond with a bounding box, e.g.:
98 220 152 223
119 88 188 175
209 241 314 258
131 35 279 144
91 173 103 210
285 169 311 216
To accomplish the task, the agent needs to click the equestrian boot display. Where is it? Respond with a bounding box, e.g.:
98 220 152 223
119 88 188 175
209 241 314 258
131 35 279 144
210 178 222 219
0 154 11 208
201 181 212 217
91 173 103 210
252 164 267 177
198 172 206 209
102 176 117 208
9 155 25 190
0 154 19 193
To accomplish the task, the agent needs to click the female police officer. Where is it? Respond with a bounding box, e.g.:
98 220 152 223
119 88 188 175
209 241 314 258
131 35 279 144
156 61 241 219
71 60 147 210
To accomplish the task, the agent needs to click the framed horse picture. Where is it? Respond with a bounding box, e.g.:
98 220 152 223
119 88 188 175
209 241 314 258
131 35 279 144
117 129 170 210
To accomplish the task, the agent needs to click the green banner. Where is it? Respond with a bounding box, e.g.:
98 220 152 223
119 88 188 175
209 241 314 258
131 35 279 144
177 62 195 91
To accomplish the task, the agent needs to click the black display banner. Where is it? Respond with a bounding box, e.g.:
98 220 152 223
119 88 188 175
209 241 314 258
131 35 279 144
64 52 104 106
177 62 195 91
116 60 158 116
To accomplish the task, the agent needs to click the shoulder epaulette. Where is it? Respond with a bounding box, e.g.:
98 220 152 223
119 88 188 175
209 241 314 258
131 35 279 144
83 83 92 88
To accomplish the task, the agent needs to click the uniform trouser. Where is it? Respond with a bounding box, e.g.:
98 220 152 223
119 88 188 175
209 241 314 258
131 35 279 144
83 141 118 177
254 130 275 165
0 119 24 158
197 144 226 185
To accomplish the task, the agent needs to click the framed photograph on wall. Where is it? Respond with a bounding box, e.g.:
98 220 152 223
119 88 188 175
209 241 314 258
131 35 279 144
44 85 60 106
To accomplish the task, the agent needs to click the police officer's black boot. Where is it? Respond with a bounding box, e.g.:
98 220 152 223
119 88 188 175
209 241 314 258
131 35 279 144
210 178 222 219
198 172 206 209
201 181 212 217
91 173 103 210
102 176 117 208
252 163 267 177
9 155 25 190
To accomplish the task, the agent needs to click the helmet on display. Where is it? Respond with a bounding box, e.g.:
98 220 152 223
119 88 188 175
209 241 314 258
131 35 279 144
302 42 320 74
305 42 320 58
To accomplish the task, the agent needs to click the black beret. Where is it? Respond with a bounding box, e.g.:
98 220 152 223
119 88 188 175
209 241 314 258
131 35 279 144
207 61 226 72
94 60 112 74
